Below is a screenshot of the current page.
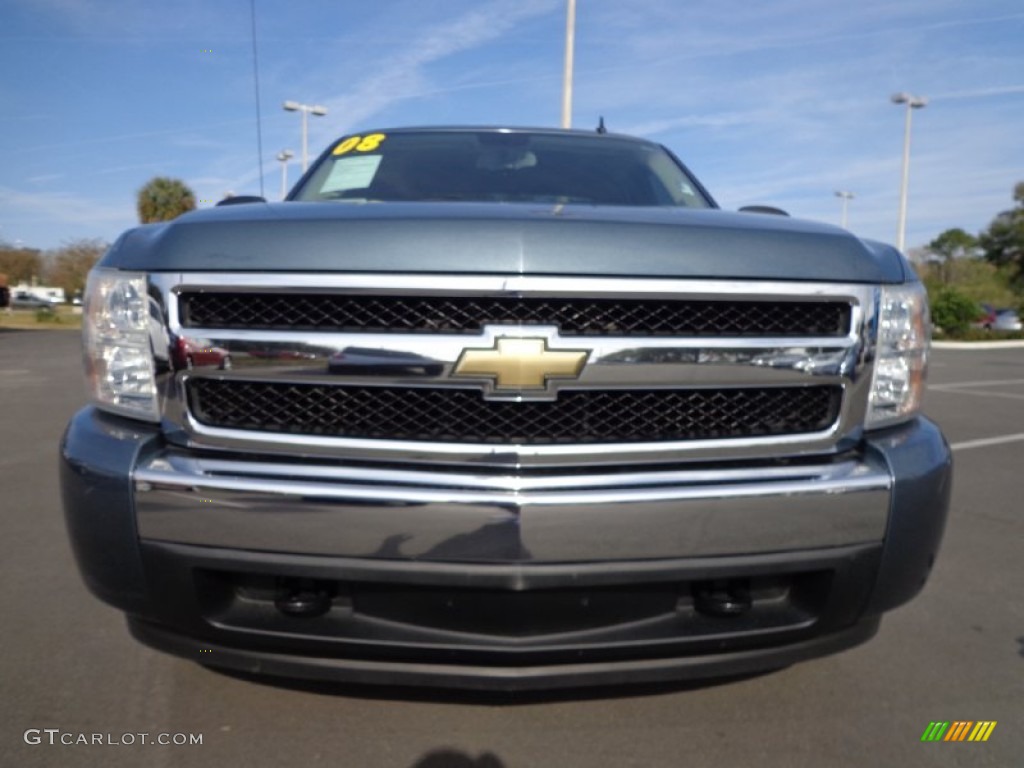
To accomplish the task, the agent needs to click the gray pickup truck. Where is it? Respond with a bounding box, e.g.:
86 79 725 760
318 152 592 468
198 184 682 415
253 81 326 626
61 127 951 691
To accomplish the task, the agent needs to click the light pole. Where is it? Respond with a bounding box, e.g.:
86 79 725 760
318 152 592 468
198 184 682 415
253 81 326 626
891 92 927 252
277 150 294 200
834 190 855 229
561 0 576 129
283 100 328 172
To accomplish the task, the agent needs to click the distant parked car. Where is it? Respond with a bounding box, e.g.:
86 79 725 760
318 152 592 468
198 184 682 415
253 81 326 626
11 292 53 310
174 337 232 370
991 309 1022 331
973 303 1022 331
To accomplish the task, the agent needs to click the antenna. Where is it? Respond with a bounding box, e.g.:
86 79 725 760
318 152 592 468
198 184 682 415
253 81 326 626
596 116 607 134
249 0 265 198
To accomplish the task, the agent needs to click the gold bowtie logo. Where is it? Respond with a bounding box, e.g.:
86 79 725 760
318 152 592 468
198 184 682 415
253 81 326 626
453 338 588 391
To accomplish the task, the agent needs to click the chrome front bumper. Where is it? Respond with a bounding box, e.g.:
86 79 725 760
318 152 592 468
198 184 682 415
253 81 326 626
62 407 951 689
134 452 891 562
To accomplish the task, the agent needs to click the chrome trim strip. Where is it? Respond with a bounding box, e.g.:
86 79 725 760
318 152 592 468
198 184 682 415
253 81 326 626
139 454 885 494
179 419 848 465
136 469 887 505
168 272 871 299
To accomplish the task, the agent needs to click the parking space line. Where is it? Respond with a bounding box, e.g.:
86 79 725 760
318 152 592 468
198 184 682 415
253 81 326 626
950 433 1024 452
930 389 1024 401
930 378 1024 391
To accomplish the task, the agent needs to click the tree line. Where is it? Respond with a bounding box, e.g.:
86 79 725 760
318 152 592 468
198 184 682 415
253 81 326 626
920 182 1024 334
0 239 107 300
925 181 1024 285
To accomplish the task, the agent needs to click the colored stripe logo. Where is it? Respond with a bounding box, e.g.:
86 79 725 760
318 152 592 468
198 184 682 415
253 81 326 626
921 721 996 742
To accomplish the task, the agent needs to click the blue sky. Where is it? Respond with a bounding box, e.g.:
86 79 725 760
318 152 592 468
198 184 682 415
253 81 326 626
1 0 1022 253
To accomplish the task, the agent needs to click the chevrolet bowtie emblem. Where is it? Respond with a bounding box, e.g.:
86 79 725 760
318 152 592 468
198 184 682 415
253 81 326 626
453 337 589 391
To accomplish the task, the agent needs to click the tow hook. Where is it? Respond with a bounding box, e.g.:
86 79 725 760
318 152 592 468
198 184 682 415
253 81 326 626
274 578 334 617
693 579 753 617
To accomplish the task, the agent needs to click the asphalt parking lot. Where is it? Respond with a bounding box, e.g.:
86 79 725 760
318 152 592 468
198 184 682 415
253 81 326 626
1 329 1021 768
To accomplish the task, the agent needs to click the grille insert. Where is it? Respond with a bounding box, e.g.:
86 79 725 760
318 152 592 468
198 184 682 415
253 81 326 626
187 380 842 444
179 293 851 337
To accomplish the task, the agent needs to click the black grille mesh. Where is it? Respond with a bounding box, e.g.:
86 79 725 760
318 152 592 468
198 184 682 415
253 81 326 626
180 293 851 337
187 380 841 444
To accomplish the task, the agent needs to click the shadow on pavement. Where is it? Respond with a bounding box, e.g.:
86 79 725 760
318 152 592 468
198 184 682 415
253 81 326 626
408 749 506 768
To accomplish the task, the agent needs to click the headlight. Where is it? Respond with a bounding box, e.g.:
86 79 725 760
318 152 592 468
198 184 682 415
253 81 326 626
82 268 159 421
866 282 930 429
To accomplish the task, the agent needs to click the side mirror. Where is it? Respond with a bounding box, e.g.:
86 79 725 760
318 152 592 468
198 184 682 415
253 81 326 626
739 205 789 217
216 195 267 206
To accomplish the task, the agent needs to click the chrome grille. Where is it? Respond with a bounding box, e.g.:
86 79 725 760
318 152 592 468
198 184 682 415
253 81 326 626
156 273 874 464
187 379 842 444
179 293 851 337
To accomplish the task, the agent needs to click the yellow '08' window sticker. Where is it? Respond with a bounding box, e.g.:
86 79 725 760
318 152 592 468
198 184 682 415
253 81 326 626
333 133 387 155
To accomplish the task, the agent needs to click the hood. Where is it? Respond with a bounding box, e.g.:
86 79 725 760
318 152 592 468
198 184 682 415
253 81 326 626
100 202 906 283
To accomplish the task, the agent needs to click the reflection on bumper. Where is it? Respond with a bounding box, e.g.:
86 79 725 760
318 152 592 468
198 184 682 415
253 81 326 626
134 454 891 561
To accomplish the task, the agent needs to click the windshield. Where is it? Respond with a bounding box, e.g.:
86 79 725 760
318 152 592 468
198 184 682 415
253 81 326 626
292 130 712 208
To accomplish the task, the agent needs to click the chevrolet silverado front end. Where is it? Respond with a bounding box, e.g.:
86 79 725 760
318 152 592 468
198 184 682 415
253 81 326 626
61 128 951 690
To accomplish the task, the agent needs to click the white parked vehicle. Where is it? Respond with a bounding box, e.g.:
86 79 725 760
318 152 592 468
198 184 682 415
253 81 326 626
12 283 66 305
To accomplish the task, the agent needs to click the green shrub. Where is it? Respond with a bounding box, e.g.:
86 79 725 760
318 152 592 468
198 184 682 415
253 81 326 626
34 305 59 323
941 327 1024 341
930 287 980 334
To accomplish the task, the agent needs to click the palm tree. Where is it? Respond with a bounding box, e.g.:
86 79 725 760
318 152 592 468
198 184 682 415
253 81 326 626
136 177 197 223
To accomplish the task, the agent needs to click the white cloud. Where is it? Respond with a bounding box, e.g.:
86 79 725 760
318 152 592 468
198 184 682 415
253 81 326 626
95 163 163 176
8 0 228 40
26 173 64 184
0 186 131 231
190 0 563 199
20 120 253 155
933 84 1024 101
308 0 560 140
